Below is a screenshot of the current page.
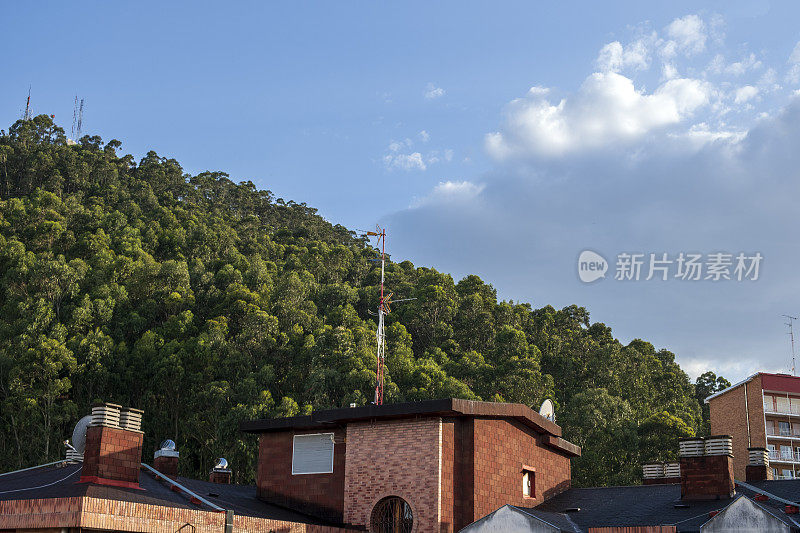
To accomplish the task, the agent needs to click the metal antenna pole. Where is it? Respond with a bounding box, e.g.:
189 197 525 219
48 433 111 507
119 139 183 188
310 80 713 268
76 99 84 138
784 315 798 376
71 96 78 138
24 86 31 121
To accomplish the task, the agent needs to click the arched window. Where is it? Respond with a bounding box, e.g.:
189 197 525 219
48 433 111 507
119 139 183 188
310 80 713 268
370 496 414 533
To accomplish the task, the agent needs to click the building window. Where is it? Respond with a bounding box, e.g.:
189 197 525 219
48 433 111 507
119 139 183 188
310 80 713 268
522 468 535 498
291 433 334 475
780 422 791 437
370 496 413 533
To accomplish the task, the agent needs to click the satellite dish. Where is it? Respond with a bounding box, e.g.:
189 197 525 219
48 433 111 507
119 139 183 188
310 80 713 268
71 415 93 454
539 399 555 422
214 458 229 470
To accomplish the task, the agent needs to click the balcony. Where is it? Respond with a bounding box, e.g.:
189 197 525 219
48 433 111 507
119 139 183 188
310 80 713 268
769 450 800 463
766 428 798 438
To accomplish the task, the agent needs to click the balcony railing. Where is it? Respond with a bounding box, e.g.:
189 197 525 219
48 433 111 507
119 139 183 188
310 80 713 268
766 428 800 438
769 450 800 462
764 404 800 415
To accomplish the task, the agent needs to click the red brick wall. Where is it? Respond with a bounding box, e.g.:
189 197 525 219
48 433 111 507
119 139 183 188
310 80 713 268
256 427 346 523
465 418 571 527
708 374 765 480
680 455 735 499
343 417 442 532
80 425 143 486
153 455 178 479
440 418 456 533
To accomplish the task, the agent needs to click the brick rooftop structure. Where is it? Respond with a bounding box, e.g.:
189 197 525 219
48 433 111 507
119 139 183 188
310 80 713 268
706 372 800 480
241 398 581 532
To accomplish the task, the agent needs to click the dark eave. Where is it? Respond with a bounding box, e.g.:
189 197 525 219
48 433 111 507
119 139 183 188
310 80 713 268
240 398 577 456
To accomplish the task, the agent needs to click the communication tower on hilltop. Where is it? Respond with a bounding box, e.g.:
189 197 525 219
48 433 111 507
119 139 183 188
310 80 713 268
366 226 413 405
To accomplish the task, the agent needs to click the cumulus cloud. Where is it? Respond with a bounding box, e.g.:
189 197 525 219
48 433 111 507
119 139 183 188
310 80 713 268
664 14 707 56
787 42 800 84
734 85 758 104
383 152 426 171
486 73 711 159
596 36 652 73
419 130 430 142
424 83 445 99
386 14 800 381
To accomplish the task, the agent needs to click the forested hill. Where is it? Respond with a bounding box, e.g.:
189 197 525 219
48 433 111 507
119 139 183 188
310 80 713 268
0 115 730 486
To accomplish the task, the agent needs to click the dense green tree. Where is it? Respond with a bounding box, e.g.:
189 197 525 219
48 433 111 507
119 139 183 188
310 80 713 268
0 116 723 485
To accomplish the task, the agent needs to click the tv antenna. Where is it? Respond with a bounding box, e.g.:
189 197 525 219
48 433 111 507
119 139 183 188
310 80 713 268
784 314 798 376
365 226 414 405
23 86 32 121
76 98 85 138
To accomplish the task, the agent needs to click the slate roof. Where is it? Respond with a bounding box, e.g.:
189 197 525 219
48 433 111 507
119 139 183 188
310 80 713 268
525 480 800 532
0 462 337 526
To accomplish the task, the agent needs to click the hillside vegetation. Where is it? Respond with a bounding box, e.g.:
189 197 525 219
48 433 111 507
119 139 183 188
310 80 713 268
0 116 730 486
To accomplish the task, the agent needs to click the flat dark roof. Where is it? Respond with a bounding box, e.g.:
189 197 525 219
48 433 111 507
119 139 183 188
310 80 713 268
240 398 580 456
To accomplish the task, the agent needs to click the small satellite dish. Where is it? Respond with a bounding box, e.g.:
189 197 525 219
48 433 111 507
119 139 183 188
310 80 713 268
71 415 93 454
160 439 177 451
214 458 229 470
539 399 555 422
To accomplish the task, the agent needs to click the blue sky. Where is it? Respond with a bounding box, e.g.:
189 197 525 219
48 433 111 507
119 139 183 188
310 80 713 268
4 2 800 382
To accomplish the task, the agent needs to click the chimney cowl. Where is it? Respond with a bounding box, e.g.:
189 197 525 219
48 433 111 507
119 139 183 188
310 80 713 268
643 462 664 479
704 435 733 457
678 437 705 457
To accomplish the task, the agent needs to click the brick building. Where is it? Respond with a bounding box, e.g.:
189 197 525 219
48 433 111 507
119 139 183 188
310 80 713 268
705 372 800 480
240 398 581 532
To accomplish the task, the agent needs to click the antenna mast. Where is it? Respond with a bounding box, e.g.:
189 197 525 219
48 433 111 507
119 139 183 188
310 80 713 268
76 98 84 138
784 314 798 376
71 96 78 138
23 86 31 121
367 227 388 405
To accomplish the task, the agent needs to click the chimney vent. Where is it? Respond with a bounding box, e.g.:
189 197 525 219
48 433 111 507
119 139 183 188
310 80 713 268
664 462 680 479
704 435 733 456
746 447 772 482
80 402 144 489
210 457 232 484
154 439 179 480
643 462 664 484
679 436 735 500
678 437 705 457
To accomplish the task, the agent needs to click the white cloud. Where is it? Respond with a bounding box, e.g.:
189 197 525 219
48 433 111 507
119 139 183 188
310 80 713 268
726 54 762 76
383 152 426 171
664 14 707 56
734 85 758 104
419 130 430 142
424 83 445 99
486 72 711 159
596 36 652 73
411 180 484 207
790 42 800 64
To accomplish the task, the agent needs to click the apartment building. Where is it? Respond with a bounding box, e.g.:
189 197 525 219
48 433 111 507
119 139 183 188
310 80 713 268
706 371 800 480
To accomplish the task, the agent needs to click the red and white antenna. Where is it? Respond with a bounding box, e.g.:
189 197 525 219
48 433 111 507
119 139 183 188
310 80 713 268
367 226 388 405
366 226 413 405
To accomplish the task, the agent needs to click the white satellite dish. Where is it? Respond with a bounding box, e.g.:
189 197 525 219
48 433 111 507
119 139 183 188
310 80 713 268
71 415 93 454
539 399 555 422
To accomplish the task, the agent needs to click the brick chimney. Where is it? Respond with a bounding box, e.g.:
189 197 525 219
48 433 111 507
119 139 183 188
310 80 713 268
153 439 179 480
209 458 232 484
679 436 735 500
746 447 773 482
79 403 144 489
